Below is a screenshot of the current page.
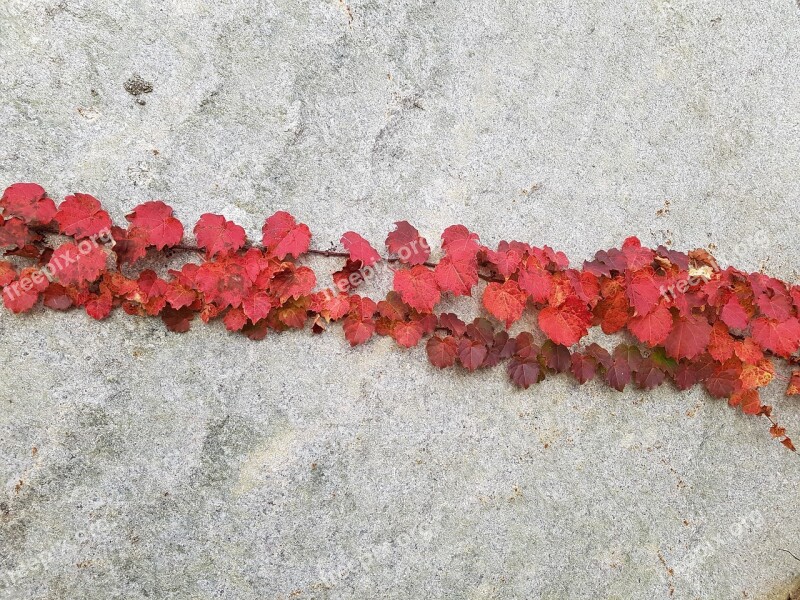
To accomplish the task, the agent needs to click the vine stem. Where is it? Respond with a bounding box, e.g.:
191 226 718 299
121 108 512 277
29 225 504 283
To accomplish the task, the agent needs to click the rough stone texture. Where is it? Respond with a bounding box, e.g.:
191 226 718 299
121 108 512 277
1 1 799 598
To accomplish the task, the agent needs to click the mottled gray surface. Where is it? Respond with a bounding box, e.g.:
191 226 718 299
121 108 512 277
1 0 800 598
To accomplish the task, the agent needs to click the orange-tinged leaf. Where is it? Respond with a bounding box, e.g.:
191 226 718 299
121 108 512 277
734 337 764 363
707 321 735 362
728 389 762 415
482 280 527 328
787 370 800 396
594 289 630 334
85 291 113 320
270 266 316 302
390 320 425 348
739 359 775 389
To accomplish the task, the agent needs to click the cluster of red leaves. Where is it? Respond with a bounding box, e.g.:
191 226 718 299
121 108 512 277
2 183 799 451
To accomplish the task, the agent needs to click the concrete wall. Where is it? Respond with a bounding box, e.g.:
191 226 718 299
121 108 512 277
1 0 799 598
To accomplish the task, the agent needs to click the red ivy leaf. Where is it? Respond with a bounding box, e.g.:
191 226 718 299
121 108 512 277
434 255 478 296
626 267 662 316
341 232 380 267
194 213 246 257
393 265 440 313
485 242 523 279
162 306 194 333
441 225 480 260
705 362 743 398
111 225 149 265
0 261 16 287
426 335 458 368
165 282 197 310
628 304 672 346
720 296 750 330
195 260 252 308
85 291 113 320
0 217 34 250
507 356 541 389
458 338 488 371
385 221 429 265
54 193 112 238
664 313 712 360
261 211 311 259
751 317 800 358
2 281 40 313
42 283 73 311
126 201 184 250
343 315 375 346
49 242 107 286
270 266 316 303
605 355 631 392
391 320 425 348
1 183 57 225
570 353 597 384
483 279 527 328
223 307 248 332
538 296 592 347
242 290 273 322
518 260 553 304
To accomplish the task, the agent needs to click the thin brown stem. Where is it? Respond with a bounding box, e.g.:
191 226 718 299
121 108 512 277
29 224 506 281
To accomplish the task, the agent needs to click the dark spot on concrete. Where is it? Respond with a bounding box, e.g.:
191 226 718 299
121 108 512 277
45 2 67 17
200 90 218 108
0 501 9 516
124 74 153 97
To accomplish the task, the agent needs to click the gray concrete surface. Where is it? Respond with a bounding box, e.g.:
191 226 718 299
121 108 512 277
1 0 799 598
